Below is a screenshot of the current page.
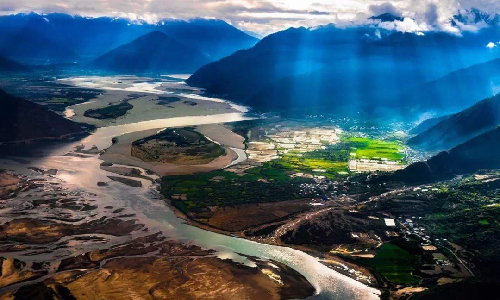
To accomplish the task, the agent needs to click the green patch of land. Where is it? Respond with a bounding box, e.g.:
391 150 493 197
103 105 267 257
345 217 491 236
425 204 500 261
157 96 181 105
132 127 225 165
346 137 405 161
275 149 349 178
359 243 422 285
161 164 314 214
268 136 405 179
84 102 133 119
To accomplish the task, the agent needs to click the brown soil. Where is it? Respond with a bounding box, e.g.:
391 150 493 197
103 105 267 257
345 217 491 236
192 200 312 232
0 172 21 199
0 218 143 244
0 233 315 300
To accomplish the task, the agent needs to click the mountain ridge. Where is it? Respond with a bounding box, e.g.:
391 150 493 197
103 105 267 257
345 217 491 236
382 126 500 183
92 31 211 74
0 89 91 143
408 93 500 151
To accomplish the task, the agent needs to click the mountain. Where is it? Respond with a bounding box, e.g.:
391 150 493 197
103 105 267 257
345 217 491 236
187 24 500 113
0 55 29 72
370 13 404 22
385 126 500 183
452 8 500 27
158 19 258 60
0 13 257 62
0 27 78 63
408 94 500 151
409 115 450 135
92 31 211 74
399 58 500 113
0 89 89 143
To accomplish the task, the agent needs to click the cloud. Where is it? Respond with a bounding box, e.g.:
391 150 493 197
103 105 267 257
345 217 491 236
486 41 500 48
423 3 439 25
378 17 430 33
0 0 500 36
369 2 402 17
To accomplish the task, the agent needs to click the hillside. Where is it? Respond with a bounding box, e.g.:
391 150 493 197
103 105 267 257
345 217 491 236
388 126 500 183
409 115 450 135
92 31 211 74
408 93 500 151
0 55 29 72
0 89 89 143
187 24 500 113
400 58 500 113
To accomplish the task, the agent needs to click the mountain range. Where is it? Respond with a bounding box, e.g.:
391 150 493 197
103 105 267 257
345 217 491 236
187 18 500 114
385 125 500 183
408 93 500 151
0 13 258 64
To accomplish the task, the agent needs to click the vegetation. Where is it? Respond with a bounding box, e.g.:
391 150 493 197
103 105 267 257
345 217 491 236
157 96 181 105
347 137 405 161
132 127 225 164
84 102 133 119
373 172 500 281
268 136 405 179
161 165 314 213
359 243 421 285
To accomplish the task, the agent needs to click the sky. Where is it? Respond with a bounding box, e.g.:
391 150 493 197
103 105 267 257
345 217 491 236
1 0 500 36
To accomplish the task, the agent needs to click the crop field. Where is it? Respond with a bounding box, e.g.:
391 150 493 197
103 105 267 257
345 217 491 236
275 152 349 178
346 137 405 161
268 136 405 178
359 243 421 285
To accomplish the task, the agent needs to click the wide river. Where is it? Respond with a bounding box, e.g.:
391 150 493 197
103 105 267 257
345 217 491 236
1 77 380 300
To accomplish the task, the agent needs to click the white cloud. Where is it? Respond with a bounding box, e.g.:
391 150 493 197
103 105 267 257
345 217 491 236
486 41 498 48
1 0 500 35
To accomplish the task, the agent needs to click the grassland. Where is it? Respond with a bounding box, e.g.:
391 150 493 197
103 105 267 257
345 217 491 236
84 102 133 119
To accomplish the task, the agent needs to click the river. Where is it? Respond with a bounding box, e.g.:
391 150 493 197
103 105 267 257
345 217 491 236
1 76 380 300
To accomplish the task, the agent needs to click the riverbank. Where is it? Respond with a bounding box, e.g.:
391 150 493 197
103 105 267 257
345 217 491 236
0 75 381 300
163 193 378 288
0 178 315 300
100 125 241 176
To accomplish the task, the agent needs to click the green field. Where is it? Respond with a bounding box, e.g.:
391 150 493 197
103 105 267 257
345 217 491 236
360 243 421 285
269 136 405 178
276 153 349 177
161 164 314 213
346 137 405 161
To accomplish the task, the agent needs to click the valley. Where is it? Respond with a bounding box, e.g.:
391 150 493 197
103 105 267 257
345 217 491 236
1 7 500 300
0 75 383 300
